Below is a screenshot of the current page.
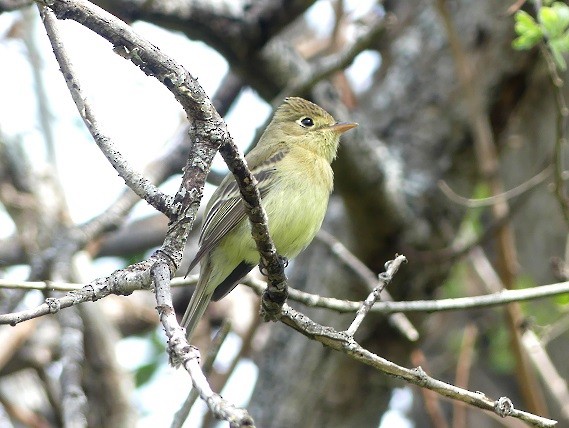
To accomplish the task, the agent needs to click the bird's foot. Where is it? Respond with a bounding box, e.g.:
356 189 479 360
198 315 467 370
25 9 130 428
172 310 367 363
259 256 288 276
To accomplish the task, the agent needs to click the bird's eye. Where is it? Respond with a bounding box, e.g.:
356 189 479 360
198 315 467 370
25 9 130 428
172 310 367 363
299 117 314 127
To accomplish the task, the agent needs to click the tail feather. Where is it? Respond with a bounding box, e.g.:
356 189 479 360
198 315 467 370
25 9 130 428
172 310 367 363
182 263 213 342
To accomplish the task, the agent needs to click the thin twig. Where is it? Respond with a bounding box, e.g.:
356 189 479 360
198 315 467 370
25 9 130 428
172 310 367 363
0 278 83 292
437 166 551 208
345 254 407 336
540 43 569 225
317 230 419 341
23 7 57 165
58 307 88 427
4 275 569 318
521 330 569 422
39 5 172 216
468 247 550 418
151 262 254 427
172 321 233 428
330 0 345 52
411 349 450 428
247 275 569 314
272 8 385 105
452 323 478 428
540 311 569 344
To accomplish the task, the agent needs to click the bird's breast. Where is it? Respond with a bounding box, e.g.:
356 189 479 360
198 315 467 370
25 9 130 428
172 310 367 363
219 152 334 265
263 155 333 258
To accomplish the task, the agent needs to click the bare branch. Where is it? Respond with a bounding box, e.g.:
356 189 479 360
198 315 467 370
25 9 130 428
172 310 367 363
242 276 569 315
453 323 478 428
4 275 569 316
411 350 450 428
522 331 569 421
217 132 288 321
39 5 172 216
151 262 254 427
435 0 546 414
172 320 232 428
58 307 88 427
437 166 551 208
345 254 406 336
540 42 569 225
272 8 385 103
279 303 557 427
0 258 154 326
317 230 419 341
23 8 57 165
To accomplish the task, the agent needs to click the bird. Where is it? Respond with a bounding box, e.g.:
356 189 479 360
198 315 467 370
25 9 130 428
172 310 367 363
182 97 357 342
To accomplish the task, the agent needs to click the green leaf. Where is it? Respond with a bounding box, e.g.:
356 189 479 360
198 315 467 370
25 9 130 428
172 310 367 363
540 4 569 38
512 35 540 50
135 361 160 387
540 6 561 38
515 10 540 35
554 31 569 51
513 10 542 49
552 2 569 32
554 292 569 305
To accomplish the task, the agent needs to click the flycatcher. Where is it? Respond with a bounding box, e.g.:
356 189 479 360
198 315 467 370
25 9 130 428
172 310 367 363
182 97 357 341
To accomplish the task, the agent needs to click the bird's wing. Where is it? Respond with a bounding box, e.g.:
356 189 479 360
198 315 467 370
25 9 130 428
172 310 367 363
185 150 286 274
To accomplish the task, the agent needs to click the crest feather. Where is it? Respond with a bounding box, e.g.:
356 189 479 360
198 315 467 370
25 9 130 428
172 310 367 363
276 97 334 123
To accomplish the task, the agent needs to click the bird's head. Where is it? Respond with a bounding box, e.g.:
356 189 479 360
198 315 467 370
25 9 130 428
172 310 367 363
261 97 358 163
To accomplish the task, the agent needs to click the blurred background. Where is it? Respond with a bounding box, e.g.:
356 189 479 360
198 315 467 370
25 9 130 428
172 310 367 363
0 0 568 427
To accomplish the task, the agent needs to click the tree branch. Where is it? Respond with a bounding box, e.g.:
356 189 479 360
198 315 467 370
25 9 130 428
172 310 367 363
4 275 569 316
30 1 289 422
58 307 88 427
151 262 254 427
539 42 569 225
39 5 172 216
317 230 419 341
172 320 232 428
279 303 557 427
345 254 406 336
272 8 385 104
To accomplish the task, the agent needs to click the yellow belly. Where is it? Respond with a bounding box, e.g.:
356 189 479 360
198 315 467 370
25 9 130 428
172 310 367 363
208 156 332 288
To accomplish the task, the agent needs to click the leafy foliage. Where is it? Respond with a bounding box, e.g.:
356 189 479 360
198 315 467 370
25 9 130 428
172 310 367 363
513 2 569 69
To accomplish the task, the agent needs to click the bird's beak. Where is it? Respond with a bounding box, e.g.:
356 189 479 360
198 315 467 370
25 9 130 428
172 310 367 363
329 122 358 134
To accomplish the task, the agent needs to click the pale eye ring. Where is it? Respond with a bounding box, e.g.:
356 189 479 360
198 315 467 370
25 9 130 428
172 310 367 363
298 117 314 127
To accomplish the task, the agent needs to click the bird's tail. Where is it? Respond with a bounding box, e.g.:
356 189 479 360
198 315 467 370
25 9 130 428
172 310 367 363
181 263 213 342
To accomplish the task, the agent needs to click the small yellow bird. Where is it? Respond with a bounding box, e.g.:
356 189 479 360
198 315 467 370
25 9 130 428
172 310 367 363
182 97 357 341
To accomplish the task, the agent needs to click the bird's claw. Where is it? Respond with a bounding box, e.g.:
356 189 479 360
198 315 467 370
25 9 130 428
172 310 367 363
259 256 289 276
